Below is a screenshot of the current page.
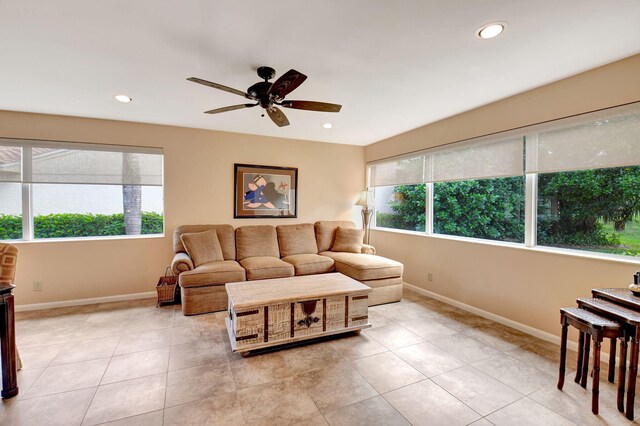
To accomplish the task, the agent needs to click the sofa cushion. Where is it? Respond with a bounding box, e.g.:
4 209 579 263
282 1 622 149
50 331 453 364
320 251 403 281
239 256 295 281
277 223 318 257
180 229 224 267
179 260 246 288
236 225 280 260
331 227 364 253
314 220 356 252
174 225 236 260
282 254 335 276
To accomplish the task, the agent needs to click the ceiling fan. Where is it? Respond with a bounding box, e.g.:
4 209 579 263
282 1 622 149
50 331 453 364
187 66 342 127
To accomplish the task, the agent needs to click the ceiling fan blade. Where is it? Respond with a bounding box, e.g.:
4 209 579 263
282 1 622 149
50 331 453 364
267 106 290 127
204 103 257 114
281 100 342 113
187 77 251 99
267 69 307 100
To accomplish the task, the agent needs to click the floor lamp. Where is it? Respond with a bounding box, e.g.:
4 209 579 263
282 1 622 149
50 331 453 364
355 190 374 245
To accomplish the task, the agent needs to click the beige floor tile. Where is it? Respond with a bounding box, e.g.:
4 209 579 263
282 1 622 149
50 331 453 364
98 410 164 425
395 318 458 341
529 377 639 425
393 341 465 377
165 362 236 407
430 333 502 364
229 350 291 389
324 395 410 426
431 365 523 416
468 419 495 426
83 373 166 425
24 357 110 398
168 341 228 371
486 397 575 426
164 392 244 425
170 324 222 346
353 352 425 393
328 332 388 360
114 329 172 356
306 414 330 425
364 323 424 350
507 339 578 377
384 379 481 426
101 348 170 384
238 377 321 425
472 353 557 395
366 309 395 328
16 326 74 348
17 343 65 369
281 340 343 373
0 367 45 401
70 324 125 342
465 325 534 352
51 337 119 365
297 363 378 413
0 387 94 426
124 312 174 334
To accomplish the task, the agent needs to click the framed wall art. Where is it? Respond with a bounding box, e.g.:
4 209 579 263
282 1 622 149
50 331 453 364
234 163 298 218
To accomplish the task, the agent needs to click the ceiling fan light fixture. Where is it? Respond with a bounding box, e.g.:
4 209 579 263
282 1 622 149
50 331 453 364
475 22 506 39
114 94 132 103
323 123 333 129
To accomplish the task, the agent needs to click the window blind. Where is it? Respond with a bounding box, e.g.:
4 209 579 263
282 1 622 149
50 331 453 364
525 103 640 174
428 136 524 183
0 145 21 182
368 154 425 187
0 139 163 186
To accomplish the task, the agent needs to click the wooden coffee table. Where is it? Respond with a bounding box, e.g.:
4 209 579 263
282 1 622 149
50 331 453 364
225 273 371 355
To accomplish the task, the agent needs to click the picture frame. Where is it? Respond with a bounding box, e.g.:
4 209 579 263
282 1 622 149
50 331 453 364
234 163 298 218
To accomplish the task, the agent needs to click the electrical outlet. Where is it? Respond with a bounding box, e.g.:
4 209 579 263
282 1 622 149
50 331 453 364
428 272 433 282
33 281 43 291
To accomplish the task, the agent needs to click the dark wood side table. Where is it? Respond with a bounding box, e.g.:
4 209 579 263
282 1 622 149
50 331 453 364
0 283 18 398
592 288 640 420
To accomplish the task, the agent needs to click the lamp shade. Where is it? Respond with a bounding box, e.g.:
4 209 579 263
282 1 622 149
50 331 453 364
355 190 374 207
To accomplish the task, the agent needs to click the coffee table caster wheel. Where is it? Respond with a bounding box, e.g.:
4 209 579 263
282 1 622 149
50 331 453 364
240 351 251 358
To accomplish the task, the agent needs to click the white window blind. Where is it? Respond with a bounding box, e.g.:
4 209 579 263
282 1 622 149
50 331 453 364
0 145 21 182
0 139 163 186
428 136 524 183
525 103 640 174
368 154 425 187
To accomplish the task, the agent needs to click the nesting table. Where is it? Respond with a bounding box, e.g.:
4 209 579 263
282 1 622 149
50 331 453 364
588 288 640 419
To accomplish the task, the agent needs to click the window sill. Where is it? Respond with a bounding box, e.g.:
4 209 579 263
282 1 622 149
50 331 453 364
8 233 165 245
371 227 640 266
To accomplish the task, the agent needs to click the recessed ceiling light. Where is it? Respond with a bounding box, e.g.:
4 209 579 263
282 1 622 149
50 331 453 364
475 22 506 39
114 94 132 103
323 123 333 129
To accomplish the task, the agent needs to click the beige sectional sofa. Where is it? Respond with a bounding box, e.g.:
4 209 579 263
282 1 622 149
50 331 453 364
171 220 403 315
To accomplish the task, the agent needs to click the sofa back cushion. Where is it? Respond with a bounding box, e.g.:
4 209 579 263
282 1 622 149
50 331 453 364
314 221 356 252
180 229 224 267
276 223 318 257
236 225 280 260
174 225 236 260
331 227 364 253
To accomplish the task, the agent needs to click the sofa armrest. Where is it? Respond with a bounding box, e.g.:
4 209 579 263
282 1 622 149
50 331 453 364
361 244 376 255
171 252 194 275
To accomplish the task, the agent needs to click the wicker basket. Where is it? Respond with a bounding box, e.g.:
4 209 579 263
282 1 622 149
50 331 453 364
156 267 178 306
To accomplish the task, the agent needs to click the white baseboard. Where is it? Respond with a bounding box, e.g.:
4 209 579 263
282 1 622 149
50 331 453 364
403 283 583 353
16 291 157 312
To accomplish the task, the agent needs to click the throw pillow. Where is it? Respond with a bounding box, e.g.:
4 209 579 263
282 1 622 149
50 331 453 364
180 229 224 267
331 227 364 253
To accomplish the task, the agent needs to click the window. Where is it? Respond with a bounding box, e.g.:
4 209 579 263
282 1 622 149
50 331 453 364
0 139 164 241
367 101 640 258
434 176 524 243
374 184 426 232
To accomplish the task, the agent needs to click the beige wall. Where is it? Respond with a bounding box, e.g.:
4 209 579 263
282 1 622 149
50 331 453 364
0 111 364 305
366 54 640 337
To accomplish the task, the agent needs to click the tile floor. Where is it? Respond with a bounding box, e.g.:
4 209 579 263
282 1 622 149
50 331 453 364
1 289 638 425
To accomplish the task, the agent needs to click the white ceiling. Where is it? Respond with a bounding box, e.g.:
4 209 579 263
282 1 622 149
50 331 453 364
1 1 639 146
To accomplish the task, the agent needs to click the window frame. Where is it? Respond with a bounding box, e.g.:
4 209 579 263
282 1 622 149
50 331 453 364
367 102 640 261
0 138 165 242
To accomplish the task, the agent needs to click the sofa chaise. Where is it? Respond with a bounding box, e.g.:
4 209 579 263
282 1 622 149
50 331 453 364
171 220 403 315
